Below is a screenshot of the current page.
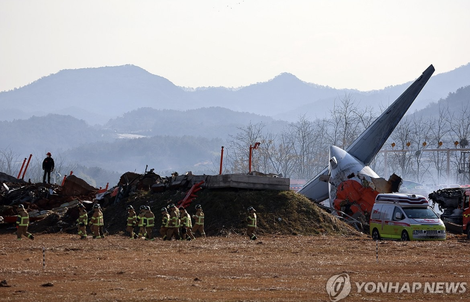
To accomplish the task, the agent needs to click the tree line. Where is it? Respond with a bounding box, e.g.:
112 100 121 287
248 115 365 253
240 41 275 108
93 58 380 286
223 96 470 187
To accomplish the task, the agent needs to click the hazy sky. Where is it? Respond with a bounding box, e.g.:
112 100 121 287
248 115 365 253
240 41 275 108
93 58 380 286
1 0 469 92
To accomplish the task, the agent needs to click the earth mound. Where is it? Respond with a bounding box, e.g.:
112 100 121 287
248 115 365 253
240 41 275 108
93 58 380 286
1 170 359 237
103 189 359 237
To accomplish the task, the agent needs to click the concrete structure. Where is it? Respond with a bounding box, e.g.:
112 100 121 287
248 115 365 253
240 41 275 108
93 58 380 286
189 174 290 191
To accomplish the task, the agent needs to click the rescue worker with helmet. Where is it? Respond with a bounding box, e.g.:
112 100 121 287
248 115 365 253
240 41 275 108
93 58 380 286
191 204 206 238
76 203 88 239
246 206 257 240
126 205 137 239
144 206 155 240
165 204 180 240
179 206 195 240
89 203 104 239
137 205 147 239
16 204 34 240
160 207 170 240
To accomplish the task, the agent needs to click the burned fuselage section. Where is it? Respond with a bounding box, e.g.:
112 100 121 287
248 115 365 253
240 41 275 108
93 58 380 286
428 187 470 235
328 145 402 229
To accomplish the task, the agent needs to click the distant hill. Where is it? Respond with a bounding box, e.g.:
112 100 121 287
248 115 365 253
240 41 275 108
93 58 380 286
0 114 110 154
2 63 470 125
0 108 282 180
61 135 225 176
411 85 470 119
278 64 470 121
0 65 186 125
104 107 288 139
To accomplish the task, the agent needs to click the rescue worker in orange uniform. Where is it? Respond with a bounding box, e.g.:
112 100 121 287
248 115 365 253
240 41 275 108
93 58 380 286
165 204 180 240
160 207 170 240
126 205 137 239
89 203 104 239
76 203 88 239
16 204 34 240
137 205 147 239
191 204 206 238
144 206 155 240
246 206 257 240
179 207 195 240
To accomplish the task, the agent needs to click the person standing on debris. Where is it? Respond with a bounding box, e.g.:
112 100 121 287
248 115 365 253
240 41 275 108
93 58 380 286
76 203 88 239
126 205 137 239
42 152 55 184
137 205 148 239
16 204 34 240
191 204 206 238
165 204 180 240
160 207 170 240
246 206 257 240
89 203 104 239
180 207 195 240
144 206 155 241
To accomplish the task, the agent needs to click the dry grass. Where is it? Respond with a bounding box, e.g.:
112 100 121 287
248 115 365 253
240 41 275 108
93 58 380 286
1 233 469 301
102 190 358 237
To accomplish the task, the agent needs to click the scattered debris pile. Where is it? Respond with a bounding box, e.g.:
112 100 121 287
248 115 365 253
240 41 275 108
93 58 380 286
0 170 359 237
428 187 470 237
0 172 99 233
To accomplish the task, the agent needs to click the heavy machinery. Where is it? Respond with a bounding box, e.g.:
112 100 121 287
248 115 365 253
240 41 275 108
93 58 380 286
428 187 470 238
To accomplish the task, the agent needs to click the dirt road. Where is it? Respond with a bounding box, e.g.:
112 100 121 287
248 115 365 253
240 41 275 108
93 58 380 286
1 233 469 301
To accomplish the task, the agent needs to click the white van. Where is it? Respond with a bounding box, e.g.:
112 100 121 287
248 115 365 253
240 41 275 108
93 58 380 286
369 193 446 241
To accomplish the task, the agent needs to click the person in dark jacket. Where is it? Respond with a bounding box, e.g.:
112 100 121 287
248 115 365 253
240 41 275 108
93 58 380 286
42 152 55 184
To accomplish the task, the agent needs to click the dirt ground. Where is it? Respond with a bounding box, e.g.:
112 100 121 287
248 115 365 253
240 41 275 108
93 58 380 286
0 233 469 302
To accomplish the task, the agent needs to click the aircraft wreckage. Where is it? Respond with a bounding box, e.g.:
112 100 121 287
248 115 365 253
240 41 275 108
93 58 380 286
299 64 435 230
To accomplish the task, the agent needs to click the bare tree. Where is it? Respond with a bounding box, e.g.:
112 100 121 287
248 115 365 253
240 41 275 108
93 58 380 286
409 116 432 183
389 117 415 179
226 122 266 173
0 148 20 176
448 104 470 183
260 132 297 177
308 118 332 177
428 105 451 184
328 95 365 149
287 116 317 179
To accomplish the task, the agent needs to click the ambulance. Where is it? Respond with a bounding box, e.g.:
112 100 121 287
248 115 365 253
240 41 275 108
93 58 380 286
369 193 446 241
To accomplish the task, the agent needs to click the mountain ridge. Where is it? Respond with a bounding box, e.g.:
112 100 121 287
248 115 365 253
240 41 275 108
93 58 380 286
1 63 470 125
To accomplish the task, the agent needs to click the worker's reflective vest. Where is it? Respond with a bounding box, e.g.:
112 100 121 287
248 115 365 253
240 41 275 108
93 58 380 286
97 212 104 226
77 210 88 225
91 210 104 226
169 211 179 227
127 212 137 227
180 213 192 228
17 211 29 227
145 212 155 227
247 213 257 228
193 211 204 226
161 214 169 227
138 214 147 227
